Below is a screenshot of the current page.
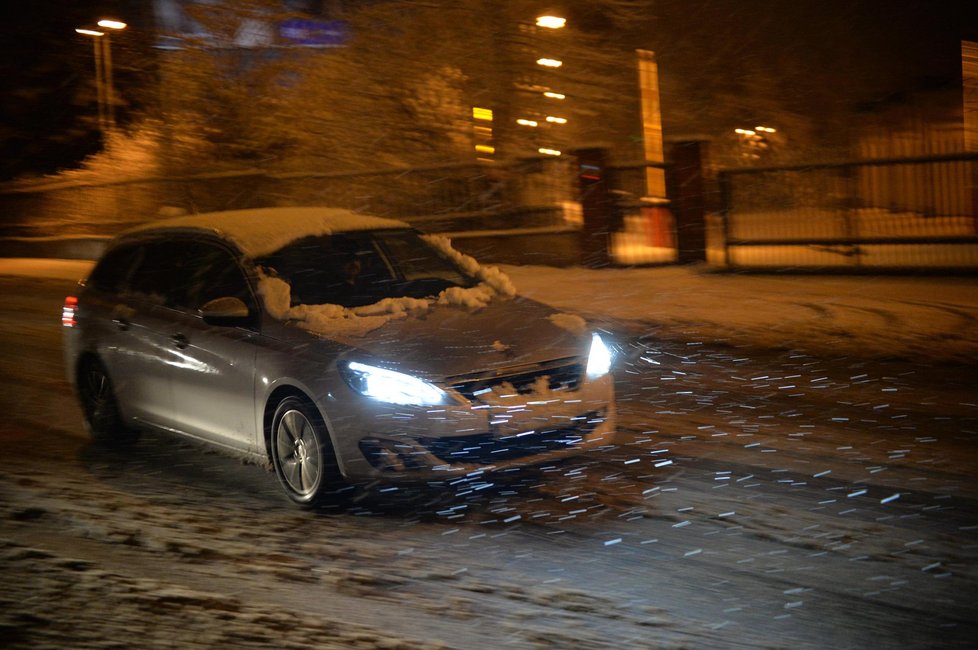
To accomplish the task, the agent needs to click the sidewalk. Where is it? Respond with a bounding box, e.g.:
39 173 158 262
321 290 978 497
3 257 976 363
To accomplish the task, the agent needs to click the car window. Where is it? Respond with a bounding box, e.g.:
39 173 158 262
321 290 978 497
374 231 470 285
87 243 142 294
256 230 475 308
125 239 254 312
127 241 190 306
184 243 255 311
258 233 396 308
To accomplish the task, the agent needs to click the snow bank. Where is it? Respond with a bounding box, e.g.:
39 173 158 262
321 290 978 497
504 263 978 362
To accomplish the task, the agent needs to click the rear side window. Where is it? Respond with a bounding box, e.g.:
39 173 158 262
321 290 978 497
87 243 142 293
125 238 254 311
128 241 192 306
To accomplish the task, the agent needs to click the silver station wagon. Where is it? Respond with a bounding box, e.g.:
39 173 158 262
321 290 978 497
63 207 616 507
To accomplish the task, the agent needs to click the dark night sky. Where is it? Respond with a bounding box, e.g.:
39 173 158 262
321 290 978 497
0 1 146 179
645 0 978 104
1 0 976 179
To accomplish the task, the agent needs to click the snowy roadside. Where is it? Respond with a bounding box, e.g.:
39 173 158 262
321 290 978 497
501 263 978 364
2 257 976 363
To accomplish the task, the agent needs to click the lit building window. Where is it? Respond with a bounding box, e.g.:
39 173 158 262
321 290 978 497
472 107 494 121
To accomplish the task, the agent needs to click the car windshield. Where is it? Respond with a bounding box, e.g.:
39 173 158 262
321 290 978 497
256 229 477 308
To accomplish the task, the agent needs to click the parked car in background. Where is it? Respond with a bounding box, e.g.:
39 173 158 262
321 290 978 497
63 207 616 507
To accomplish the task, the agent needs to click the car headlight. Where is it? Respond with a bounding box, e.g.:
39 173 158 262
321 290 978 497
343 361 448 406
586 333 613 379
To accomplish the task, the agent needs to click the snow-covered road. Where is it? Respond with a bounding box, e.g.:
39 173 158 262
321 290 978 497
1 269 977 648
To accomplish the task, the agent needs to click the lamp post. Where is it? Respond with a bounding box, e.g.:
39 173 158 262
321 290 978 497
96 20 126 130
75 28 106 135
75 19 127 136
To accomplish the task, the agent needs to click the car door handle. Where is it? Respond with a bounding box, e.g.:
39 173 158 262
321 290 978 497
171 333 189 349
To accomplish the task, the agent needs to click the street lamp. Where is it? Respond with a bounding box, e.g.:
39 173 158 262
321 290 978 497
536 15 566 29
97 19 127 30
75 19 127 135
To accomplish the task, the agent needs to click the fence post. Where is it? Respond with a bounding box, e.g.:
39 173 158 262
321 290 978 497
572 147 616 268
717 170 733 268
666 140 711 263
841 164 862 268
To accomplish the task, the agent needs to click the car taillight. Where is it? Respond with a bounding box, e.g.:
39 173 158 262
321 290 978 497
62 296 78 327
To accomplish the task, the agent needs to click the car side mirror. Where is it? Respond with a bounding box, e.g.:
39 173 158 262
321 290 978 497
200 296 251 326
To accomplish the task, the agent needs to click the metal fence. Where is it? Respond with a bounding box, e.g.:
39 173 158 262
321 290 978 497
715 152 978 269
0 157 578 240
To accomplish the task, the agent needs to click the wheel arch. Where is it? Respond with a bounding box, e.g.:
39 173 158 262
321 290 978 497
74 350 104 389
262 385 329 463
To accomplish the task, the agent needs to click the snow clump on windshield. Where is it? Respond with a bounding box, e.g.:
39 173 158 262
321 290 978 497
422 234 517 298
258 235 518 337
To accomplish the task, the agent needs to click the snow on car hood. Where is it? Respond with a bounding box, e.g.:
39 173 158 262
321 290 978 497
331 297 585 379
257 234 518 338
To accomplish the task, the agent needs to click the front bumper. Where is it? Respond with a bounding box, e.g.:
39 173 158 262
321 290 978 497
331 374 616 481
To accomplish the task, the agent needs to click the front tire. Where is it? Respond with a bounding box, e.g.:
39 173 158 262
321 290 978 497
270 396 344 508
78 359 137 446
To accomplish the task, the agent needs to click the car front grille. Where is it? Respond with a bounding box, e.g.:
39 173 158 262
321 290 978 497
419 410 606 465
446 357 583 401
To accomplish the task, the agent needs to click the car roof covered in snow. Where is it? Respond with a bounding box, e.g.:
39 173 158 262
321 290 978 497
121 207 411 258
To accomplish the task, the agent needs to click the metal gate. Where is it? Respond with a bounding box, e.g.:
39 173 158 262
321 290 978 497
716 153 978 270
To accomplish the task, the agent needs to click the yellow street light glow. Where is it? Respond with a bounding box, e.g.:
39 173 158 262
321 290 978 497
75 28 104 36
474 126 493 136
755 126 777 133
536 58 562 68
538 148 562 156
516 119 539 127
546 116 567 124
543 91 566 99
475 144 495 154
472 107 493 121
536 15 566 29
97 19 127 30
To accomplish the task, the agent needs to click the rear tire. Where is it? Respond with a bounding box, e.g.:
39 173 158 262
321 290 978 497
78 359 138 446
270 396 345 508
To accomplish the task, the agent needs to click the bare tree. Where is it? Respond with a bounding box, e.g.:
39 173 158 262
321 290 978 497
152 0 654 172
